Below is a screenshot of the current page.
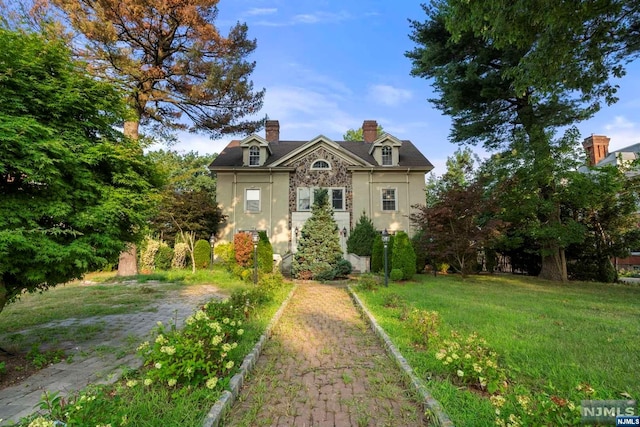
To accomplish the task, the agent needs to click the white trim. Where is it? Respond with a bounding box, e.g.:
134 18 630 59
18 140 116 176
296 186 346 211
311 159 331 170
270 135 373 167
381 188 397 212
248 145 260 166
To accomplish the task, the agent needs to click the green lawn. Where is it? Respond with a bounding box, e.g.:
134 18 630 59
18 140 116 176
354 274 640 426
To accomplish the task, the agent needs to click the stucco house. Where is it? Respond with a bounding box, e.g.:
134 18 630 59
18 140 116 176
209 120 433 260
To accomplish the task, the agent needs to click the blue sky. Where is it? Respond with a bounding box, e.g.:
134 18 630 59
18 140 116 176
171 0 640 176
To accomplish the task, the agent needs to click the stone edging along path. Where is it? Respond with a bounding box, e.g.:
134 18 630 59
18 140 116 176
347 287 454 427
202 285 298 427
202 283 454 427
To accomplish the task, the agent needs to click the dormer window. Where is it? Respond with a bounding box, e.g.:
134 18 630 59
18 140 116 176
381 146 392 166
249 146 260 166
311 159 331 170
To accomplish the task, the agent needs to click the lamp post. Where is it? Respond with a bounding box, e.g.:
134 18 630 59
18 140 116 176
382 228 389 287
252 230 259 285
209 234 215 270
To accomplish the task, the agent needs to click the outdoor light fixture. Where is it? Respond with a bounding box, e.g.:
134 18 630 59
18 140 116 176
252 230 259 285
294 226 299 237
209 233 216 270
342 226 347 237
382 228 390 287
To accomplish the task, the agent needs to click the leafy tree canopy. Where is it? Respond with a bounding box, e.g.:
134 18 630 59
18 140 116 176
343 125 384 141
0 27 158 313
442 0 640 104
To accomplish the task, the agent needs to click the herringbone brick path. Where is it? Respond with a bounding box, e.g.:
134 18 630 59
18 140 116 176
224 282 426 427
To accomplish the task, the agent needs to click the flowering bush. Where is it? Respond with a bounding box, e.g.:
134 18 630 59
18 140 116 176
138 302 245 388
492 383 591 426
434 330 507 394
407 308 440 347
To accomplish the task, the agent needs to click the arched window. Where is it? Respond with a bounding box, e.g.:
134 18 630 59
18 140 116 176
381 146 392 166
311 159 331 170
249 146 260 166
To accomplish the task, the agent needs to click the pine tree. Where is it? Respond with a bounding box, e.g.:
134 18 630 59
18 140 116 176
346 212 377 256
293 189 343 279
257 231 274 273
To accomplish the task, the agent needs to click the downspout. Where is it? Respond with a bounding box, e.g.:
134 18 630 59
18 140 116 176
406 168 411 234
233 172 237 236
369 168 374 217
269 170 273 238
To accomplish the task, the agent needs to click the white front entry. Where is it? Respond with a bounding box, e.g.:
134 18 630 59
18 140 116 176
291 211 350 256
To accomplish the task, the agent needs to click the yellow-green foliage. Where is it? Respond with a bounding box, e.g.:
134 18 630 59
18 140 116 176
193 239 211 269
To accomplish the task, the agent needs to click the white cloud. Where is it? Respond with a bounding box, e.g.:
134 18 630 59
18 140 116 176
245 8 277 16
262 85 356 139
369 84 413 107
603 115 639 151
253 10 351 27
292 11 350 24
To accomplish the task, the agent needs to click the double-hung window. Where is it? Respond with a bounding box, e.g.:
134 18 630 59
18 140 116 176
245 189 260 212
297 187 312 211
331 188 344 210
381 146 393 166
382 188 397 211
297 187 345 211
249 146 260 166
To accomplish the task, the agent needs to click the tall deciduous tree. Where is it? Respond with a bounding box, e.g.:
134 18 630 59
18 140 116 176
564 165 640 282
407 5 608 281
0 27 157 313
411 181 505 277
147 150 223 244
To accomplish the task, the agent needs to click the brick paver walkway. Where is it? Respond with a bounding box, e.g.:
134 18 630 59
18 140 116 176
224 282 427 427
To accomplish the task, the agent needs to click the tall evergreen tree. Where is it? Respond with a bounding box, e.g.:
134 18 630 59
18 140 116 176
407 5 599 281
391 231 417 280
346 212 377 256
293 189 343 280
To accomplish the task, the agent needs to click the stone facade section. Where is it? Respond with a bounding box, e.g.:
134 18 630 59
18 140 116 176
288 148 353 227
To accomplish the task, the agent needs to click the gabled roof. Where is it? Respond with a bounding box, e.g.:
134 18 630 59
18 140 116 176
269 135 372 167
209 136 434 170
239 134 272 154
368 133 403 155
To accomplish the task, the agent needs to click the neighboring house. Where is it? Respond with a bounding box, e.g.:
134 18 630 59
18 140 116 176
209 120 433 260
583 135 640 270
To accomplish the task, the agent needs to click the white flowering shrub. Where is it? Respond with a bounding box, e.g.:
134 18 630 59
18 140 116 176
136 279 281 389
140 236 160 271
171 242 189 269
138 303 244 388
435 330 507 394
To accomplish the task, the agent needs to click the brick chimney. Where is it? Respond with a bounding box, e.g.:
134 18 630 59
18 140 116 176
583 134 610 166
362 120 378 143
265 120 280 142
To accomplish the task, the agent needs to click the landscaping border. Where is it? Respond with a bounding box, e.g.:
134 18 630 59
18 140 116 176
348 286 454 427
202 284 298 427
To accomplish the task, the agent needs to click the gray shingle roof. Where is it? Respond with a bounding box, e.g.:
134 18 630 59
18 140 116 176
210 139 433 169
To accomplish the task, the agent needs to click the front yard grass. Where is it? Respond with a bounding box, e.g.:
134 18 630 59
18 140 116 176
354 273 640 426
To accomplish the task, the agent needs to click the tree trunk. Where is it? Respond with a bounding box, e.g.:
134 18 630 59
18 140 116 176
117 120 141 276
538 245 567 281
0 281 7 315
117 244 138 276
